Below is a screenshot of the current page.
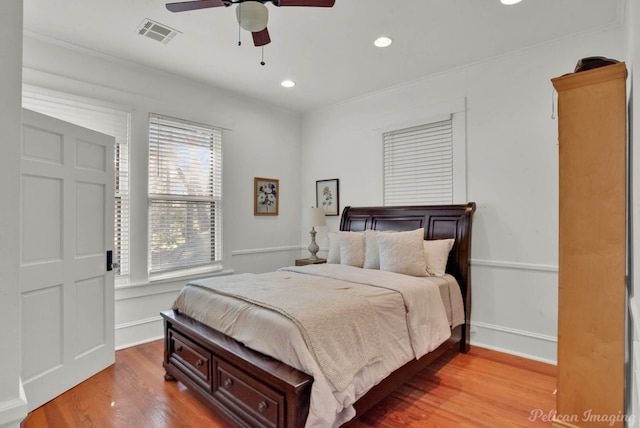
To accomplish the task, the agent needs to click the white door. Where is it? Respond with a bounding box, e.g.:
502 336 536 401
20 109 115 410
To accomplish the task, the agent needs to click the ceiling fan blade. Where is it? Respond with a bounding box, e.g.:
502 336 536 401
252 28 271 46
166 0 227 13
274 0 335 6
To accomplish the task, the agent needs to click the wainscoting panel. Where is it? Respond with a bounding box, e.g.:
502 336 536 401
470 261 558 364
115 286 181 350
115 316 164 351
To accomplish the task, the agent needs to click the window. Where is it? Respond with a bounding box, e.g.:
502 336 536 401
22 89 131 280
383 111 466 205
148 114 223 275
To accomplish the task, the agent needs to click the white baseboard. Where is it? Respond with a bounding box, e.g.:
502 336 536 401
115 316 164 350
0 380 28 428
471 321 557 365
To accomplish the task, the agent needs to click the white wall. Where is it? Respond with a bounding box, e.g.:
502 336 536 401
626 0 640 423
22 34 304 349
300 27 626 363
0 2 28 427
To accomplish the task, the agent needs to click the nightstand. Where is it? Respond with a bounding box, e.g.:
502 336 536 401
295 257 327 266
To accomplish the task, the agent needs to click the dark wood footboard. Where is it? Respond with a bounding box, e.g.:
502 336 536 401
162 309 313 428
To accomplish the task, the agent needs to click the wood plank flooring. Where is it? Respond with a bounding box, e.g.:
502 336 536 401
22 340 556 428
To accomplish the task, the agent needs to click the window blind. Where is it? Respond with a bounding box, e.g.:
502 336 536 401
148 114 223 274
22 91 131 279
383 117 453 206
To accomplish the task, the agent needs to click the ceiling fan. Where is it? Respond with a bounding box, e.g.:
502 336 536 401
165 0 336 47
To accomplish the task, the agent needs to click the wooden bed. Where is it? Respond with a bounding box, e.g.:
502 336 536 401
161 202 476 428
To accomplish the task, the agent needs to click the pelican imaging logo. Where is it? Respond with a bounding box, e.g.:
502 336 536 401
529 409 634 426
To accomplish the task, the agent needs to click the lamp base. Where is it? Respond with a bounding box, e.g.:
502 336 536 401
308 227 319 260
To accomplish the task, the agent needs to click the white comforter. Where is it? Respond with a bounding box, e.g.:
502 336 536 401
173 264 461 427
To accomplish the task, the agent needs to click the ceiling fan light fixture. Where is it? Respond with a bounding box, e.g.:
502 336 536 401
236 1 269 32
374 36 393 48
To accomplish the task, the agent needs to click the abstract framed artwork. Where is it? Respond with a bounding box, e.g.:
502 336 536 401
316 178 339 216
254 177 279 216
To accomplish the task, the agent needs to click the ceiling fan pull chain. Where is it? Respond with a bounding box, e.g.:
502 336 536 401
237 6 242 46
261 46 266 66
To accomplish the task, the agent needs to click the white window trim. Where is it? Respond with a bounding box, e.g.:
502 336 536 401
147 113 223 280
377 98 467 204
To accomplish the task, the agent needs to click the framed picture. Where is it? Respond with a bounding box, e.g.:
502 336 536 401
254 177 279 216
316 179 339 216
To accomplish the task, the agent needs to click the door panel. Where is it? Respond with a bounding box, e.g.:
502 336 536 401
76 181 106 255
21 175 63 264
20 109 115 411
75 275 107 356
21 285 63 380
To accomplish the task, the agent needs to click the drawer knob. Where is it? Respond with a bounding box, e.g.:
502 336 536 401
223 378 233 389
176 345 183 352
196 359 203 367
258 401 268 413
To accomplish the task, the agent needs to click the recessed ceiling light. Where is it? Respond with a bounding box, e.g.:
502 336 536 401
501 0 522 4
281 80 296 88
374 36 393 48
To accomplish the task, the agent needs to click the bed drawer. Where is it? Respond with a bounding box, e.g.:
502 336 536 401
214 358 284 428
168 329 212 391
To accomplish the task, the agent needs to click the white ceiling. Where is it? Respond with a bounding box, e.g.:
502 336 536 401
23 0 623 112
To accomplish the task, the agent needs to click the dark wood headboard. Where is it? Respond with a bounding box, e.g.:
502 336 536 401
339 203 476 352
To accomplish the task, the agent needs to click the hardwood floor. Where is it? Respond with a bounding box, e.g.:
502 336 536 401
22 340 556 428
350 347 556 428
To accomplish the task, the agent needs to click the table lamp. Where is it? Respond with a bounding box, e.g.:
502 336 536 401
305 207 326 260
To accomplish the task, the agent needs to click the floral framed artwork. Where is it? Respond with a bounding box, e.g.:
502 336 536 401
316 179 339 216
254 177 279 216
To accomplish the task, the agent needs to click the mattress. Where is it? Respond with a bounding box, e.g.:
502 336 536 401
173 263 464 427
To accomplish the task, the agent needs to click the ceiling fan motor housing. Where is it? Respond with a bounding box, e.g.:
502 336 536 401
236 1 269 32
166 0 335 47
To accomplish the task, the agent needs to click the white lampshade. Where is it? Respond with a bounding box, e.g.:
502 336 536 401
305 207 326 227
236 2 268 32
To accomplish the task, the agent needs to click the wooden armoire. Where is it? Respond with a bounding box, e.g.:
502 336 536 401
551 62 627 428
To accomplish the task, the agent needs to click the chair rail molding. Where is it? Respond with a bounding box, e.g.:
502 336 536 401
471 258 558 273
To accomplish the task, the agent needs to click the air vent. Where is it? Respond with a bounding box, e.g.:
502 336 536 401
137 19 181 44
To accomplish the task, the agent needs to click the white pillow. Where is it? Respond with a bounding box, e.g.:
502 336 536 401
339 231 366 267
376 228 428 277
363 229 380 269
423 239 455 276
326 232 340 264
